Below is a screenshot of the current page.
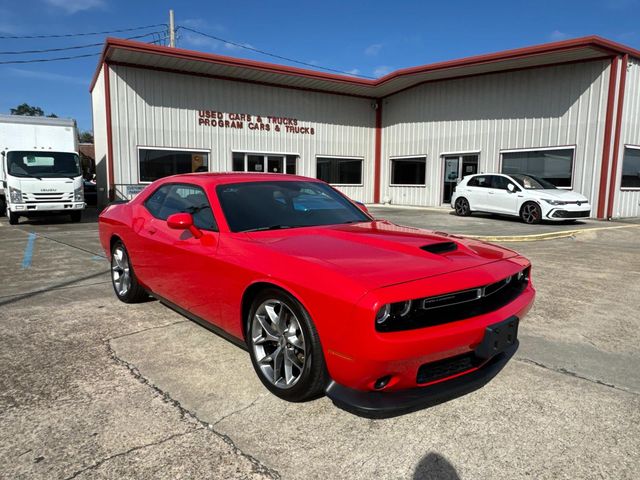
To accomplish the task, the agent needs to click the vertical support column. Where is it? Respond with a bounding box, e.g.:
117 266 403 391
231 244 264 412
596 56 619 219
606 54 628 219
373 99 382 204
103 62 115 202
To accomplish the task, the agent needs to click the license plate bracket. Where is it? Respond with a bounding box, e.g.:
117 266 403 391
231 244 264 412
475 316 519 360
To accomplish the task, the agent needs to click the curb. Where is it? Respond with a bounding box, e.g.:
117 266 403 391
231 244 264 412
465 224 640 242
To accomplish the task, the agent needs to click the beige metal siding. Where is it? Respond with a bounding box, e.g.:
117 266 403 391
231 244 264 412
613 57 640 218
108 65 376 202
90 66 108 207
381 60 611 207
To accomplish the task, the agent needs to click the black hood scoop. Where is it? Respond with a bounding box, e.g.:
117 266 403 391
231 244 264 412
420 242 458 254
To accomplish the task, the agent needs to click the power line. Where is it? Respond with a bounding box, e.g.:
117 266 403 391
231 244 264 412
0 31 166 55
178 26 373 79
0 24 167 40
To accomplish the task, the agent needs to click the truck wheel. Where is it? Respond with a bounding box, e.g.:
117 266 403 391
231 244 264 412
8 211 19 225
0 198 6 216
70 211 82 223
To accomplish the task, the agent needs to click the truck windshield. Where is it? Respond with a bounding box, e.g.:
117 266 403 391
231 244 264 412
7 151 81 178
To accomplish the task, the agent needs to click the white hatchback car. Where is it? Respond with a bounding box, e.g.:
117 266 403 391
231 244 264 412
451 173 591 224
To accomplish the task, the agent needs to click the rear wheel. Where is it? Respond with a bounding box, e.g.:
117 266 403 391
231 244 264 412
70 211 82 223
110 241 148 303
520 202 542 224
247 288 328 402
454 197 471 216
8 210 19 225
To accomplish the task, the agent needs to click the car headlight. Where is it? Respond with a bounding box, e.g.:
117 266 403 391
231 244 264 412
9 186 23 204
74 186 84 202
542 199 566 206
375 300 413 325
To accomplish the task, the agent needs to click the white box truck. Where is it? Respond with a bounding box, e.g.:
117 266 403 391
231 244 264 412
0 114 85 224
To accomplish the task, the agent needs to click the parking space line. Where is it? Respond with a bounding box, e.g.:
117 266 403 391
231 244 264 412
21 233 36 269
464 224 640 242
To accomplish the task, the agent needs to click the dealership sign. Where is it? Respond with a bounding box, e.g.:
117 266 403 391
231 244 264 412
197 110 315 135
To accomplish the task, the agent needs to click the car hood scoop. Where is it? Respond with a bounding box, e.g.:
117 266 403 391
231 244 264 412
248 221 519 289
420 241 457 254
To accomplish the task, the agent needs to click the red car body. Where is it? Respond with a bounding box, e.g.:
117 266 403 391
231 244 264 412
99 173 535 417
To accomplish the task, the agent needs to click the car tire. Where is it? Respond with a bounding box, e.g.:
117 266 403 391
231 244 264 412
0 198 6 217
8 210 19 225
247 288 328 402
454 197 472 216
70 211 82 223
520 202 542 224
110 240 148 303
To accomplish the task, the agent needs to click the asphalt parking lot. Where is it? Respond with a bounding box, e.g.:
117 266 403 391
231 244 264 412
1 208 639 479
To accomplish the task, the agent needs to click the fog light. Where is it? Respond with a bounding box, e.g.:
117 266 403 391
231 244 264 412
374 375 391 390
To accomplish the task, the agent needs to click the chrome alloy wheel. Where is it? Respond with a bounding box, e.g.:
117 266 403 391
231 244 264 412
111 246 131 297
250 299 306 389
521 203 540 224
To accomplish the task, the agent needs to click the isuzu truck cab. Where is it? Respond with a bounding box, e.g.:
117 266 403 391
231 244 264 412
1 115 85 225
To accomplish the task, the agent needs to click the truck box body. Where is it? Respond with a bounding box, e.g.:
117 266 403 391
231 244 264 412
1 114 85 224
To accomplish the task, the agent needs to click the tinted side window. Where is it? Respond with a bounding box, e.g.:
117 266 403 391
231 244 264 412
491 176 511 190
468 175 490 188
144 184 217 231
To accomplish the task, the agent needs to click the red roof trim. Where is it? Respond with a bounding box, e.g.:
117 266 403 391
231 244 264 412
90 35 640 95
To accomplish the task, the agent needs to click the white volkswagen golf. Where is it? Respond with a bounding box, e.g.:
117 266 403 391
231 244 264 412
451 173 591 224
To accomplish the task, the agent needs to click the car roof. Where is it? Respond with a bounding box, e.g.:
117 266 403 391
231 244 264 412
158 172 324 186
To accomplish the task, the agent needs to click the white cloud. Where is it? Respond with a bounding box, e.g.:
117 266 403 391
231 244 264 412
5 67 89 85
373 65 391 77
182 32 220 51
365 43 383 56
549 30 569 42
44 0 105 14
345 68 361 76
181 18 225 32
224 42 255 51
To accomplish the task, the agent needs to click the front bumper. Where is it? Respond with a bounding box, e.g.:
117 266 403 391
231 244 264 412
326 340 518 419
11 202 85 214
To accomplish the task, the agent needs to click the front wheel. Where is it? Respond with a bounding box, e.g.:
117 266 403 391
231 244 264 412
454 197 471 216
70 211 82 223
520 202 542 224
110 241 148 303
8 210 19 225
247 288 328 402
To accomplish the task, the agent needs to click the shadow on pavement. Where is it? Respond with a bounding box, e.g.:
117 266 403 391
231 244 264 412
413 452 461 480
14 207 99 226
447 210 588 226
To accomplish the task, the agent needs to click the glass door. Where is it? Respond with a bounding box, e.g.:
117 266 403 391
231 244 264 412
267 156 284 173
442 154 479 204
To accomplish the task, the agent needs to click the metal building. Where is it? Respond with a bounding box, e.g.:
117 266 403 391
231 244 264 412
90 36 640 218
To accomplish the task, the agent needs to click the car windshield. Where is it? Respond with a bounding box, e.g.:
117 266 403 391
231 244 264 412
510 174 557 190
216 180 371 232
7 151 81 179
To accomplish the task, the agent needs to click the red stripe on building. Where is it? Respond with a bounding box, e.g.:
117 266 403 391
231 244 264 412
596 56 619 219
374 100 383 204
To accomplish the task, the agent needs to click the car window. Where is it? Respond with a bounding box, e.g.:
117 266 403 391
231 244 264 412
491 176 511 190
467 175 490 188
144 183 218 231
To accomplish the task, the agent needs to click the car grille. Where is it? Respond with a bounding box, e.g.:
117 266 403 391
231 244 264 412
551 209 590 218
376 267 530 332
22 192 73 203
416 352 483 384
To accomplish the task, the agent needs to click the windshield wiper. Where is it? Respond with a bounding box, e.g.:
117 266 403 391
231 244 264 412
243 225 301 232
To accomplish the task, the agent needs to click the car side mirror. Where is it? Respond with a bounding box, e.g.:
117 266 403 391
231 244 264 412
507 183 516 193
166 212 203 239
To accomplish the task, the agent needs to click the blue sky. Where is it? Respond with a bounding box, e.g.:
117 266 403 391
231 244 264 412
0 0 638 132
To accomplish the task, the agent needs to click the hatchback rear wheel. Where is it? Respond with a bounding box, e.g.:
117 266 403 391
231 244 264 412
454 197 471 216
247 288 328 402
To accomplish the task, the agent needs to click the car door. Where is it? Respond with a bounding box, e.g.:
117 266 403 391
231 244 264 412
135 183 221 318
485 175 519 214
465 175 491 211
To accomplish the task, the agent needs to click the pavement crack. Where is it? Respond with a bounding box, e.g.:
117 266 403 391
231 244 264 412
107 319 189 341
105 339 280 479
63 430 197 480
516 357 635 394
212 395 266 427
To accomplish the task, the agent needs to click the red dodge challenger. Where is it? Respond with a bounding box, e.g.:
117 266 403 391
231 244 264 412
99 173 535 418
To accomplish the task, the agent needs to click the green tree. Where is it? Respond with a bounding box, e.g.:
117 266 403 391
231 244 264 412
78 131 94 143
10 103 57 117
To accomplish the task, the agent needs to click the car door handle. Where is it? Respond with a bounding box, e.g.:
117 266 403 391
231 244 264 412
488 191 495 194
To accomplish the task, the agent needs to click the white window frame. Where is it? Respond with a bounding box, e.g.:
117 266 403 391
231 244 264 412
137 146 211 184
389 155 428 187
231 150 299 175
620 145 640 191
315 155 364 186
499 145 576 190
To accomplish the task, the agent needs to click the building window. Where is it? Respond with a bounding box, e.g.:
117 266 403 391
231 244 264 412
501 147 573 188
390 156 426 185
621 146 640 189
139 148 209 183
231 152 297 174
316 157 363 185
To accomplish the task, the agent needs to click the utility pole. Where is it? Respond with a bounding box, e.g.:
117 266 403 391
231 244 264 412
169 9 175 47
